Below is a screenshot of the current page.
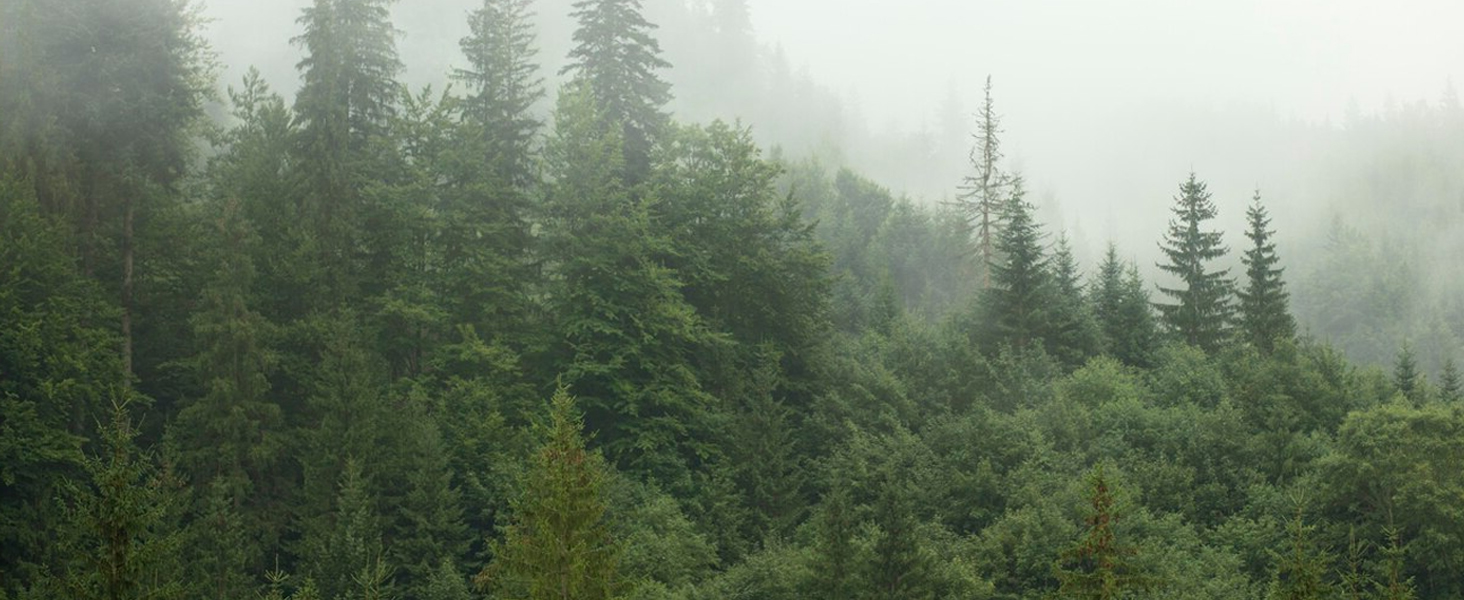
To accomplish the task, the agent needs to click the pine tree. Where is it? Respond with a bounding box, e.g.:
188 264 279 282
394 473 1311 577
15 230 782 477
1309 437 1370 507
1338 528 1371 600
1237 191 1296 352
955 76 1011 290
300 459 390 600
52 401 186 600
1054 465 1152 600
1268 504 1332 600
1393 342 1422 405
455 0 544 188
807 484 858 600
291 0 403 297
982 177 1051 352
1376 528 1417 600
865 473 933 600
1048 234 1103 367
1439 358 1462 403
1155 173 1234 353
562 0 672 184
476 388 623 600
1091 244 1158 368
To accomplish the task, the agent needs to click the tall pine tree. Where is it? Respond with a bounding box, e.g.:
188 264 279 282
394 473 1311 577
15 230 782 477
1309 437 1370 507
1091 244 1158 368
1155 173 1234 353
1237 191 1295 352
982 177 1051 352
955 76 1011 290
455 0 544 188
562 0 672 184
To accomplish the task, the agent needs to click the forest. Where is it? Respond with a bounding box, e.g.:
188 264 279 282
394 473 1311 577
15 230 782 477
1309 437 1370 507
2 0 1463 599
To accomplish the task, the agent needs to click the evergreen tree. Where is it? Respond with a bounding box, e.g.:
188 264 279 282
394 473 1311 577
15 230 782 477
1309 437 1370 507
1377 528 1417 600
540 83 715 490
1237 191 1296 352
455 0 544 188
1393 342 1422 405
954 75 1013 291
52 402 186 600
982 177 1051 352
476 388 623 600
1155 173 1234 352
1054 465 1152 600
291 0 403 297
955 76 1011 290
807 484 858 600
1090 244 1158 368
1268 504 1332 600
187 480 256 600
1439 358 1462 403
562 0 672 183
865 473 934 600
300 459 390 600
1048 234 1103 367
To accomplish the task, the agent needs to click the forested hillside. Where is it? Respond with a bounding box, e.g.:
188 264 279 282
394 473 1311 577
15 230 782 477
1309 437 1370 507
2 1 1462 599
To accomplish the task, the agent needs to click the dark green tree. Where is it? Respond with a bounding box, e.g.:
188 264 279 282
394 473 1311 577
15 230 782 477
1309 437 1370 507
51 402 186 600
540 83 714 489
455 0 544 188
1376 528 1417 600
299 459 390 600
982 177 1051 352
1090 244 1158 368
291 0 403 298
1237 191 1296 352
475 388 624 600
1155 173 1234 352
1268 504 1332 600
865 472 934 600
562 0 672 183
1048 234 1103 367
1440 358 1461 403
807 484 859 600
1393 342 1423 405
1054 465 1152 600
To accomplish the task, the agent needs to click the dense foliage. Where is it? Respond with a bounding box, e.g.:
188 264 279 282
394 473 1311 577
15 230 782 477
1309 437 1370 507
1 1 1460 599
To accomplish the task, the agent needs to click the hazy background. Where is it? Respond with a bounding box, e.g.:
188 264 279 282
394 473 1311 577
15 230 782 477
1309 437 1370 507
199 0 1464 367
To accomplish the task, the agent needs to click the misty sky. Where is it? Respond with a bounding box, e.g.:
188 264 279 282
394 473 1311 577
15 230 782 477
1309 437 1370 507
201 0 1464 263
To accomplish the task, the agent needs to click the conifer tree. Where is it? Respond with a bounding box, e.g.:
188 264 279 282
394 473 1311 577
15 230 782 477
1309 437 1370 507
292 0 403 296
1439 358 1462 403
562 0 672 183
1055 465 1152 600
476 388 623 600
956 76 1011 290
1048 234 1103 367
455 0 544 188
300 459 390 600
807 484 858 600
1090 244 1158 368
865 473 934 600
1237 191 1296 352
1155 173 1234 352
982 177 1051 352
53 402 186 600
1377 528 1417 600
1268 505 1332 600
1393 342 1422 405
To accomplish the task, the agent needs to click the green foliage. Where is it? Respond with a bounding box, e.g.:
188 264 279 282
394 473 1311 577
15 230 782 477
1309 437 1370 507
981 177 1052 353
564 0 672 183
479 388 624 600
1054 465 1154 600
455 0 544 188
1091 245 1159 368
1268 503 1332 600
1155 174 1234 353
1237 192 1296 352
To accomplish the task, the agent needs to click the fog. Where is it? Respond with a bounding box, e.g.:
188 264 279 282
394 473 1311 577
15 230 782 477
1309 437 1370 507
199 0 1464 366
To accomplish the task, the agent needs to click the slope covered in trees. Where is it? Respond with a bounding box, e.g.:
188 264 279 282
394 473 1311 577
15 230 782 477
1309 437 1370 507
1 2 1461 599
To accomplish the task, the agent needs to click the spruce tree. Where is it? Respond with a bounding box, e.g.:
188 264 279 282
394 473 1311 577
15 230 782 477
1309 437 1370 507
1376 528 1417 600
1091 244 1158 368
1268 505 1332 600
455 0 544 188
1155 173 1234 353
476 388 623 600
1048 234 1103 367
562 0 672 184
807 484 858 600
1393 342 1422 405
865 473 934 600
1054 465 1152 600
1439 358 1461 403
955 76 1011 290
292 0 403 297
1237 191 1296 352
982 176 1051 352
